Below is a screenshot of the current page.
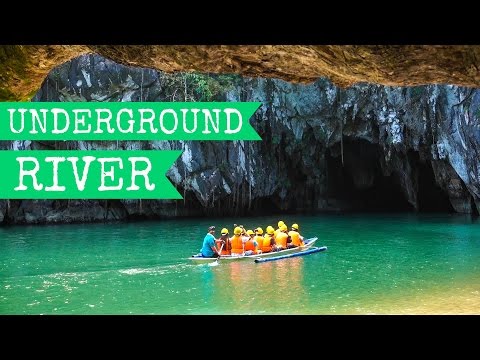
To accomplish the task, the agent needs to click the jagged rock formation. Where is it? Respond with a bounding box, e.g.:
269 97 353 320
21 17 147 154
2 45 480 101
1 54 480 224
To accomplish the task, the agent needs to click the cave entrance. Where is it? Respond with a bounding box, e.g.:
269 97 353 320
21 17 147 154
410 151 455 213
326 138 413 211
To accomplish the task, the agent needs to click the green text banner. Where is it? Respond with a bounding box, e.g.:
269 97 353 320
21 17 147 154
0 102 262 140
0 150 183 199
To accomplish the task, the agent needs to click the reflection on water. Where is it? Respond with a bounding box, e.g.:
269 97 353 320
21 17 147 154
211 258 306 314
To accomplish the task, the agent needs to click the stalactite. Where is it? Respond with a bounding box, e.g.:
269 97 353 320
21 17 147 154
341 119 344 167
212 187 215 208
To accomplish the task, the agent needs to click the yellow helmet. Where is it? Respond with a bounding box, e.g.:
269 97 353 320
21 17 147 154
291 223 299 230
277 220 285 228
221 228 229 235
267 226 275 235
255 227 264 235
281 224 288 232
234 226 242 235
247 230 254 236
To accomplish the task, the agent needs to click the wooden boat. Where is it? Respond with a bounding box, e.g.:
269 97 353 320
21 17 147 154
188 237 318 264
254 246 327 263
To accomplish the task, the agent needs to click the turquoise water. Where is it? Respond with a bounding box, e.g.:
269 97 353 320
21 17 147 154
1 213 480 314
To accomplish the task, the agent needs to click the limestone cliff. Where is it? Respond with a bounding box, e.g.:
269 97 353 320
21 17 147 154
1 54 480 224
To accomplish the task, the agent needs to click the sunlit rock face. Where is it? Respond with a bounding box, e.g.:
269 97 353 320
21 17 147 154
2 45 480 101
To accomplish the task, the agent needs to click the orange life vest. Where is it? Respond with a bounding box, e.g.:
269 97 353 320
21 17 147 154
288 231 303 247
230 235 244 255
254 235 264 252
275 232 289 248
262 235 274 253
217 234 231 255
244 238 257 252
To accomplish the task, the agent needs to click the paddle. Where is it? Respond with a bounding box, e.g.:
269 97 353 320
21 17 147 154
215 242 224 263
208 242 224 267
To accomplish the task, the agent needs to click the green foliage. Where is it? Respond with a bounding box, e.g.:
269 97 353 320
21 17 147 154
186 73 213 101
184 73 239 101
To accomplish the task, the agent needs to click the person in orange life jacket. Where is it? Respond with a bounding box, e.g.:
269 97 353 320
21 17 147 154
253 228 264 254
262 226 276 253
217 228 232 255
274 224 291 251
274 220 285 238
288 223 304 247
233 224 247 238
230 226 248 255
201 226 220 258
238 225 250 248
244 230 259 255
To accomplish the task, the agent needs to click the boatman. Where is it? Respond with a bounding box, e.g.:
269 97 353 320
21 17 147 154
201 226 221 258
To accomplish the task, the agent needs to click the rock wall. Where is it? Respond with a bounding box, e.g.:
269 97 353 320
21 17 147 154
1 54 480 224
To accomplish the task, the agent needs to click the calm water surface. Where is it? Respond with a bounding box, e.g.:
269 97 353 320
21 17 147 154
1 213 479 314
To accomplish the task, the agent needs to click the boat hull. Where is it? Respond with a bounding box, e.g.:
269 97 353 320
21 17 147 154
254 246 327 263
188 237 318 264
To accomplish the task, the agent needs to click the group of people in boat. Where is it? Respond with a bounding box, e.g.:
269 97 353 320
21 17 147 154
200 221 304 258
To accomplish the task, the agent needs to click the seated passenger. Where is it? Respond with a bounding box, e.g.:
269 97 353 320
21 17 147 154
262 226 276 253
230 226 247 255
217 228 232 255
253 228 264 255
288 223 304 247
244 229 259 255
274 220 285 238
274 224 289 251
